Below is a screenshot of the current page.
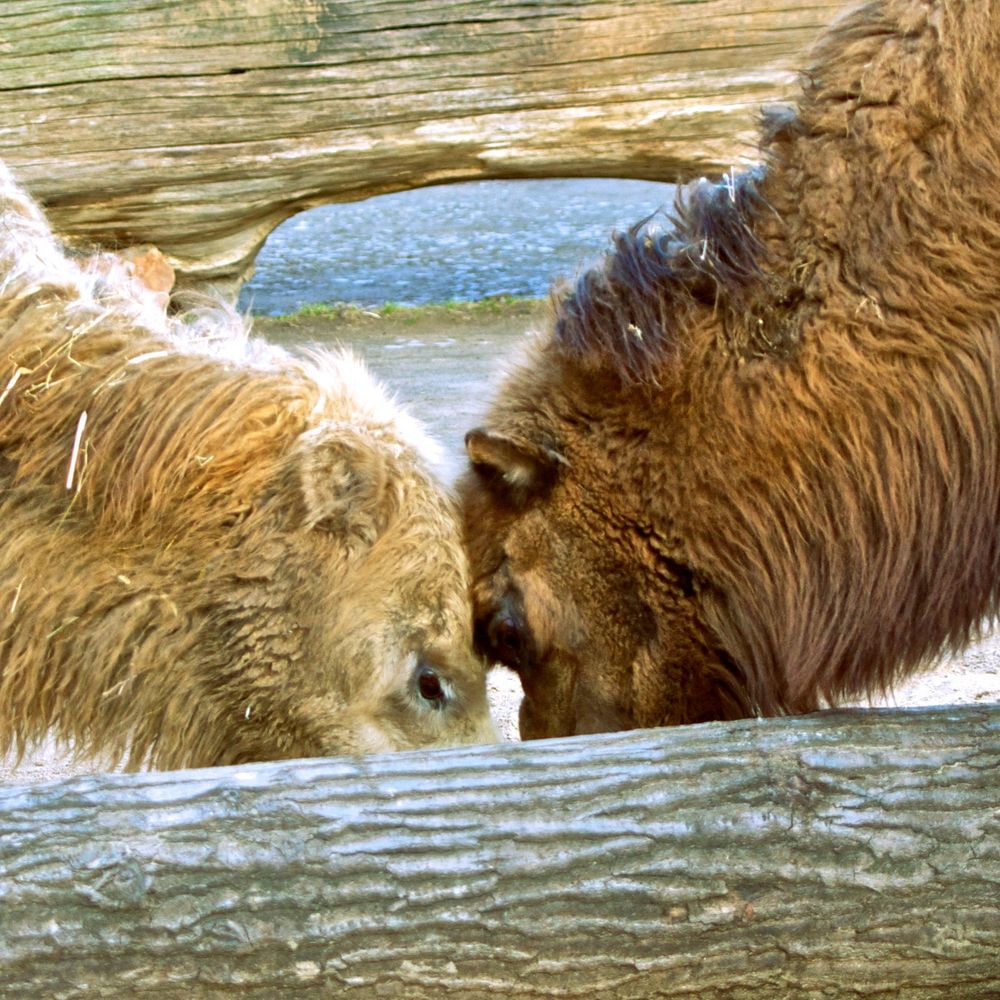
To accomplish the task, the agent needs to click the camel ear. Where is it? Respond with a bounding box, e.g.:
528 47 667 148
465 427 564 498
292 424 397 545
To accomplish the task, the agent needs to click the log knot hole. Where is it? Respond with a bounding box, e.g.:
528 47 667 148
75 856 151 912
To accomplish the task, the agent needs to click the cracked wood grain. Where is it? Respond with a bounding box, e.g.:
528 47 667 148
1 706 998 997
0 0 842 295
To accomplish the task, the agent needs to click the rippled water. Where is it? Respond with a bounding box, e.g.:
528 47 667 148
240 178 676 315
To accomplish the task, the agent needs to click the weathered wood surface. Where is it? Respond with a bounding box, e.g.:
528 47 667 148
2 705 998 998
0 0 843 295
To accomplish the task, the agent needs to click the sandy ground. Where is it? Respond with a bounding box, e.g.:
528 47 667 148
3 300 999 785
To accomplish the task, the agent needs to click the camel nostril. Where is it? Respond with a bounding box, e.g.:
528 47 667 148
492 614 522 658
485 607 533 672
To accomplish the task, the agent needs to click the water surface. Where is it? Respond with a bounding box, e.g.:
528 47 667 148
241 178 676 315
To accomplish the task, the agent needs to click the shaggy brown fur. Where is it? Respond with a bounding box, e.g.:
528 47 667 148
0 162 495 769
460 0 1000 739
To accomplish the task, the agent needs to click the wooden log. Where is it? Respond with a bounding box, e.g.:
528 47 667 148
2 705 998 998
0 0 843 296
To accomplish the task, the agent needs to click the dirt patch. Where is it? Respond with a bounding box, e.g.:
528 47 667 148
257 299 547 481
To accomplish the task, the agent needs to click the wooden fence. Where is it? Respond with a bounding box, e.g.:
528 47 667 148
4 5 999 997
3 706 999 997
1 0 841 295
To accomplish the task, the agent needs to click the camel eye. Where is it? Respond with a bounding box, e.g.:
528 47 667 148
416 663 447 707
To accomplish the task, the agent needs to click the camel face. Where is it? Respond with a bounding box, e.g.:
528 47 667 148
461 2 1000 738
0 162 496 770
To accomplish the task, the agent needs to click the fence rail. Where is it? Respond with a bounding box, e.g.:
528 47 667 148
3 705 998 998
0 0 842 294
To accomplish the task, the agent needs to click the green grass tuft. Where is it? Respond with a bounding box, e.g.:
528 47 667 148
266 295 542 324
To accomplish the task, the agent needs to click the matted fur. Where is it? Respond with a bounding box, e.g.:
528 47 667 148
461 0 1000 738
0 162 495 769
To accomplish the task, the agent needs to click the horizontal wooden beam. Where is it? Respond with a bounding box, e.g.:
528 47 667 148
0 0 842 294
2 705 998 997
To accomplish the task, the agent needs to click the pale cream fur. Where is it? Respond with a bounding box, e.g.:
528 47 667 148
0 160 495 770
